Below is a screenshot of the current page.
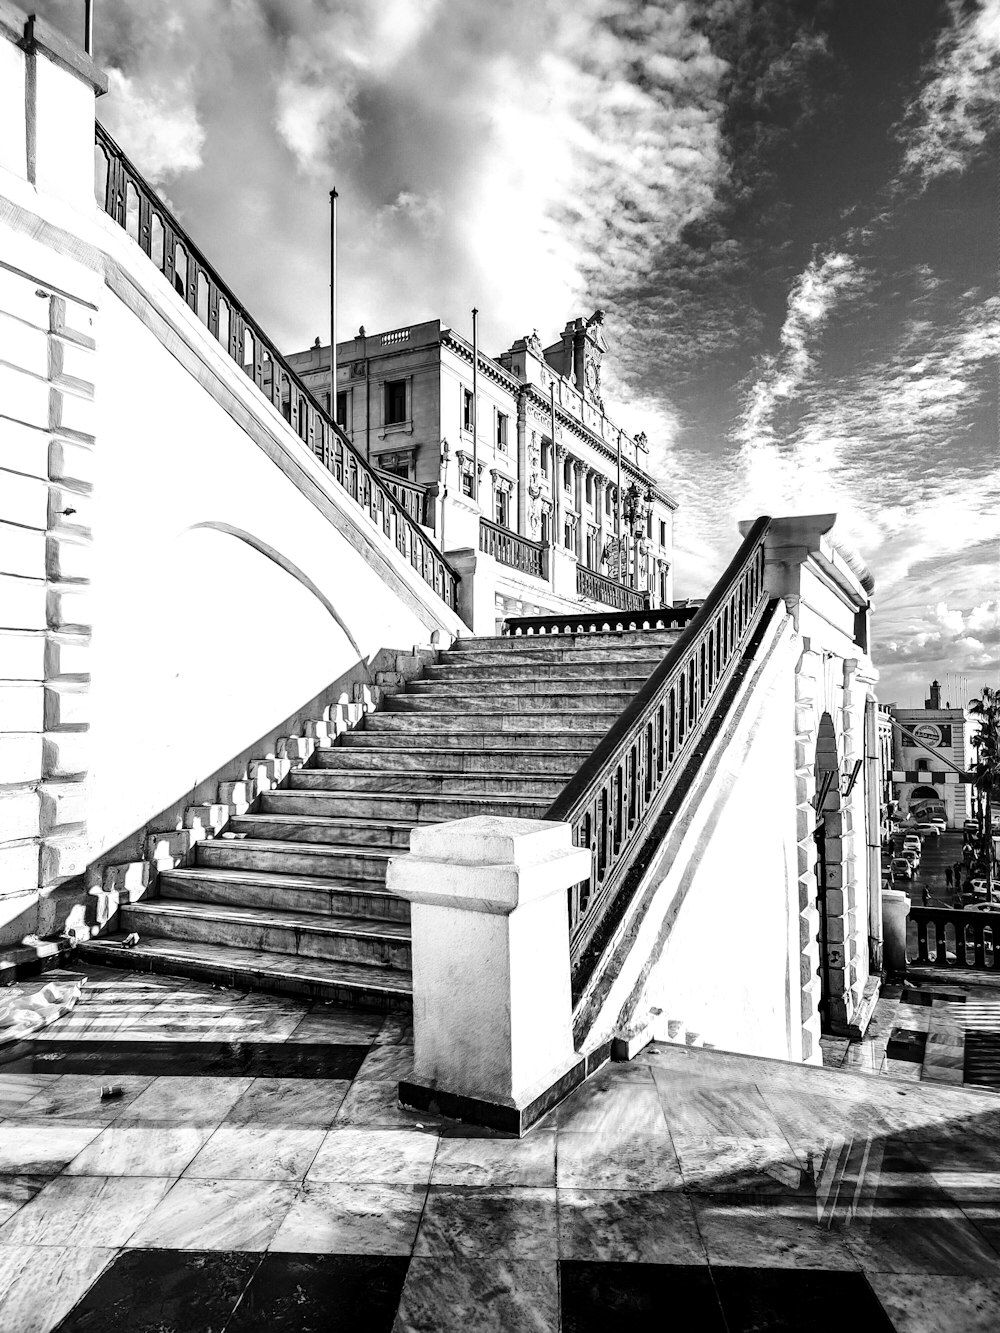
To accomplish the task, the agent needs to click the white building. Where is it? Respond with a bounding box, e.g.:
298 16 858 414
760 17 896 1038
285 313 678 623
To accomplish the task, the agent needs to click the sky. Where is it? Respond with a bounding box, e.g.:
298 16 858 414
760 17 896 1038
40 0 999 705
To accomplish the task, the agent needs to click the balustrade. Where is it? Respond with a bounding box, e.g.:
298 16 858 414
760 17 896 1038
909 905 1000 971
478 518 546 580
503 607 698 637
576 565 647 612
376 471 429 527
546 516 773 989
94 123 456 610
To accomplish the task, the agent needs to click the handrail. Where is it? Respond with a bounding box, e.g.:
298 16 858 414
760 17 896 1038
93 122 458 610
577 564 648 612
546 516 773 976
376 470 429 526
479 517 546 580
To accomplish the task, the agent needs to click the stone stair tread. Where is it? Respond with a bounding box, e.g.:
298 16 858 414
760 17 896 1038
206 838 393 860
124 899 411 940
232 813 413 832
80 936 413 998
269 787 549 804
162 867 400 896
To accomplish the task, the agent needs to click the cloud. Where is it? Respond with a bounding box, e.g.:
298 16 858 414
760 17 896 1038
897 0 1000 187
101 68 205 183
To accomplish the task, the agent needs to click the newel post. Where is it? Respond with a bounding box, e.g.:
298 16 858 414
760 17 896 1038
387 815 592 1135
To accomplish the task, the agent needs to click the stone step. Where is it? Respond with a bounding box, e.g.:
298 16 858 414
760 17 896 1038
196 838 391 882
311 747 583 775
437 646 675 667
448 628 681 653
78 935 412 1009
416 667 653 687
120 900 412 971
227 812 411 850
286 769 565 798
341 728 603 751
159 867 409 921
259 789 550 822
387 690 636 713
362 712 615 736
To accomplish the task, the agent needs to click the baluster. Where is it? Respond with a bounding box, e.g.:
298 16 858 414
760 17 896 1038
916 916 929 963
974 922 987 969
935 919 949 966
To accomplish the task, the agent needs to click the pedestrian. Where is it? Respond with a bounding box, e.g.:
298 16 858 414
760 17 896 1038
956 862 964 886
945 866 953 888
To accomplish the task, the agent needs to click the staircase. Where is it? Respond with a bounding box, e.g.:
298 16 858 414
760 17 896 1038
81 627 685 1007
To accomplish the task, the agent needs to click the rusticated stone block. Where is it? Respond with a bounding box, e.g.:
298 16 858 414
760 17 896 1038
146 828 204 861
185 804 230 834
44 635 90 679
45 533 92 582
46 586 90 631
42 730 89 778
39 780 86 832
40 834 88 885
277 736 314 761
102 861 149 893
43 682 89 729
50 385 96 439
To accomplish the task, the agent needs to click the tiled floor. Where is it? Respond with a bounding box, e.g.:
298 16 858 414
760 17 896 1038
3 967 1000 1330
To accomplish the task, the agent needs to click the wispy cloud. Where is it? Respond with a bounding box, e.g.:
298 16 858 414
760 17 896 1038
897 0 1000 187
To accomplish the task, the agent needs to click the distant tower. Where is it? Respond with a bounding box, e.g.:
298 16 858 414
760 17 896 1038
925 680 942 709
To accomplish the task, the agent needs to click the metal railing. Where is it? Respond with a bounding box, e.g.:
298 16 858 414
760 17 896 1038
479 518 546 580
94 123 457 611
577 565 648 612
547 517 773 981
376 471 429 528
502 606 699 637
909 905 1000 971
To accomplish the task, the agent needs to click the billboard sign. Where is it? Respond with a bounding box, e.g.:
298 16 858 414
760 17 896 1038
903 723 952 749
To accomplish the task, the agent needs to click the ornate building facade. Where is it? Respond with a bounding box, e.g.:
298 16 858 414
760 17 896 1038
286 312 677 609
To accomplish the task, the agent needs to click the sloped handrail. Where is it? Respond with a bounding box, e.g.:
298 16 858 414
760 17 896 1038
546 516 773 973
94 122 457 610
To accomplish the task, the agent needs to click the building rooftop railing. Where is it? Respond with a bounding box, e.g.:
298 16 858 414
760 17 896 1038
94 122 458 611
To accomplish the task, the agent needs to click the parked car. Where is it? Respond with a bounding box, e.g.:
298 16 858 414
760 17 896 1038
890 857 914 880
926 817 947 833
913 822 941 839
969 877 990 896
964 902 1000 913
965 819 981 834
901 848 921 870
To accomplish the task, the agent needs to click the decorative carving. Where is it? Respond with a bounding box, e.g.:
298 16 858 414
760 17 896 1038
525 329 543 356
526 431 544 539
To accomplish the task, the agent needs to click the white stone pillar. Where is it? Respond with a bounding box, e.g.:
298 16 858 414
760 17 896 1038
881 889 910 976
387 815 592 1133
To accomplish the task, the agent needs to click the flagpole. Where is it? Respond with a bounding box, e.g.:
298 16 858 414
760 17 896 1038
471 308 479 501
329 188 338 423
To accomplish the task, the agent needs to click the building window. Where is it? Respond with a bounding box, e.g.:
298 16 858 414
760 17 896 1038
586 530 597 569
605 486 613 516
459 456 475 498
541 442 550 475
495 488 509 527
659 565 668 604
564 519 573 549
540 510 550 544
646 512 653 539
336 390 348 429
463 389 474 432
384 379 407 425
496 412 508 452
659 519 667 548
563 459 572 491
585 473 593 505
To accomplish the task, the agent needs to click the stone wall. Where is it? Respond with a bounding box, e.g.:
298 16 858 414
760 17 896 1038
0 10 463 946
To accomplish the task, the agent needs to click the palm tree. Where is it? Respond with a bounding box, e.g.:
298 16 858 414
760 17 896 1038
969 687 1000 901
